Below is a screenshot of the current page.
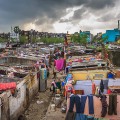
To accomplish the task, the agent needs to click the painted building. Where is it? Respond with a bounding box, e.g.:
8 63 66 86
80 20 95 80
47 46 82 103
80 31 93 42
102 28 120 43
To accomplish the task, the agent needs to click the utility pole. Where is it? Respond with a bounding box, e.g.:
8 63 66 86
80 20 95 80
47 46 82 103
118 20 120 42
118 20 120 30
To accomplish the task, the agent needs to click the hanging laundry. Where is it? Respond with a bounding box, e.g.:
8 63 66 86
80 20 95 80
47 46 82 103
100 95 108 117
75 113 88 120
108 94 117 115
0 82 16 91
40 69 47 80
65 111 75 120
100 80 104 93
103 80 109 89
75 113 99 120
88 95 94 114
55 58 65 71
65 74 73 83
92 82 96 95
74 95 81 113
65 83 75 98
65 94 76 120
107 88 111 94
80 95 87 113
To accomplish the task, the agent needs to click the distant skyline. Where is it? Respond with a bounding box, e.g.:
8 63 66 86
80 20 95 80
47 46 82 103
0 0 120 35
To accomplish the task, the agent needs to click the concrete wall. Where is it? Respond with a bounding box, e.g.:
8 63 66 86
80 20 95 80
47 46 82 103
0 98 1 120
0 57 36 65
0 72 39 120
0 92 10 120
9 80 27 120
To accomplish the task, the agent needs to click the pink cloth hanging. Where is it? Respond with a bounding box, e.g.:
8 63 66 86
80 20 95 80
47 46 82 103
55 59 64 71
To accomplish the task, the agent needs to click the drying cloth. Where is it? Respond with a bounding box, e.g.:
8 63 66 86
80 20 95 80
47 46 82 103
75 95 81 113
65 111 76 120
69 95 75 112
44 69 47 79
92 83 96 95
80 95 87 113
100 80 104 93
40 69 44 79
40 69 47 80
108 94 117 115
75 114 98 120
55 59 64 71
103 80 109 89
65 74 72 83
100 95 108 117
0 82 16 91
75 113 88 120
73 80 92 95
88 95 94 114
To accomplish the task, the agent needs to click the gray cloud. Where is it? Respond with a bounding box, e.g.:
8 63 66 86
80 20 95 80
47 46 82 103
85 0 116 9
0 0 118 32
59 19 72 23
73 8 86 19
97 14 114 22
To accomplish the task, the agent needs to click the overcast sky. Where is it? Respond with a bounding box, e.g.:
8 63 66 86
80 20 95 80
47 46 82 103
0 0 120 34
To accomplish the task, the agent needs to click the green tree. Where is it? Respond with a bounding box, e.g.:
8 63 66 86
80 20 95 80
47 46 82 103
94 35 108 59
19 35 28 44
71 32 80 43
71 32 87 45
0 37 7 43
80 34 87 45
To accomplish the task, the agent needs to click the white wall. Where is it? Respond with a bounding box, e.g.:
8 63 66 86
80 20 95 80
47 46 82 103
9 80 27 118
0 98 1 120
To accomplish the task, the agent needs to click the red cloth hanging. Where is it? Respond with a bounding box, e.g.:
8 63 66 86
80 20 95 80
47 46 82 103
92 83 96 95
0 82 16 91
107 89 111 94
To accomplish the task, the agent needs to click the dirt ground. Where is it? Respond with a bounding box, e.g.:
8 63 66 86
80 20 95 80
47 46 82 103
24 66 66 120
24 71 52 120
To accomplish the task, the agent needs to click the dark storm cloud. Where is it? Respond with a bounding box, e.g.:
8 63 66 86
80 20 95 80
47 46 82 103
97 11 120 23
85 0 116 9
0 0 117 32
97 14 114 22
72 7 87 20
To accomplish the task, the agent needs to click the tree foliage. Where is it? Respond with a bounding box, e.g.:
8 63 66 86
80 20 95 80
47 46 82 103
0 37 7 43
19 36 64 44
93 35 108 44
37 37 64 44
71 32 87 45
19 35 28 44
